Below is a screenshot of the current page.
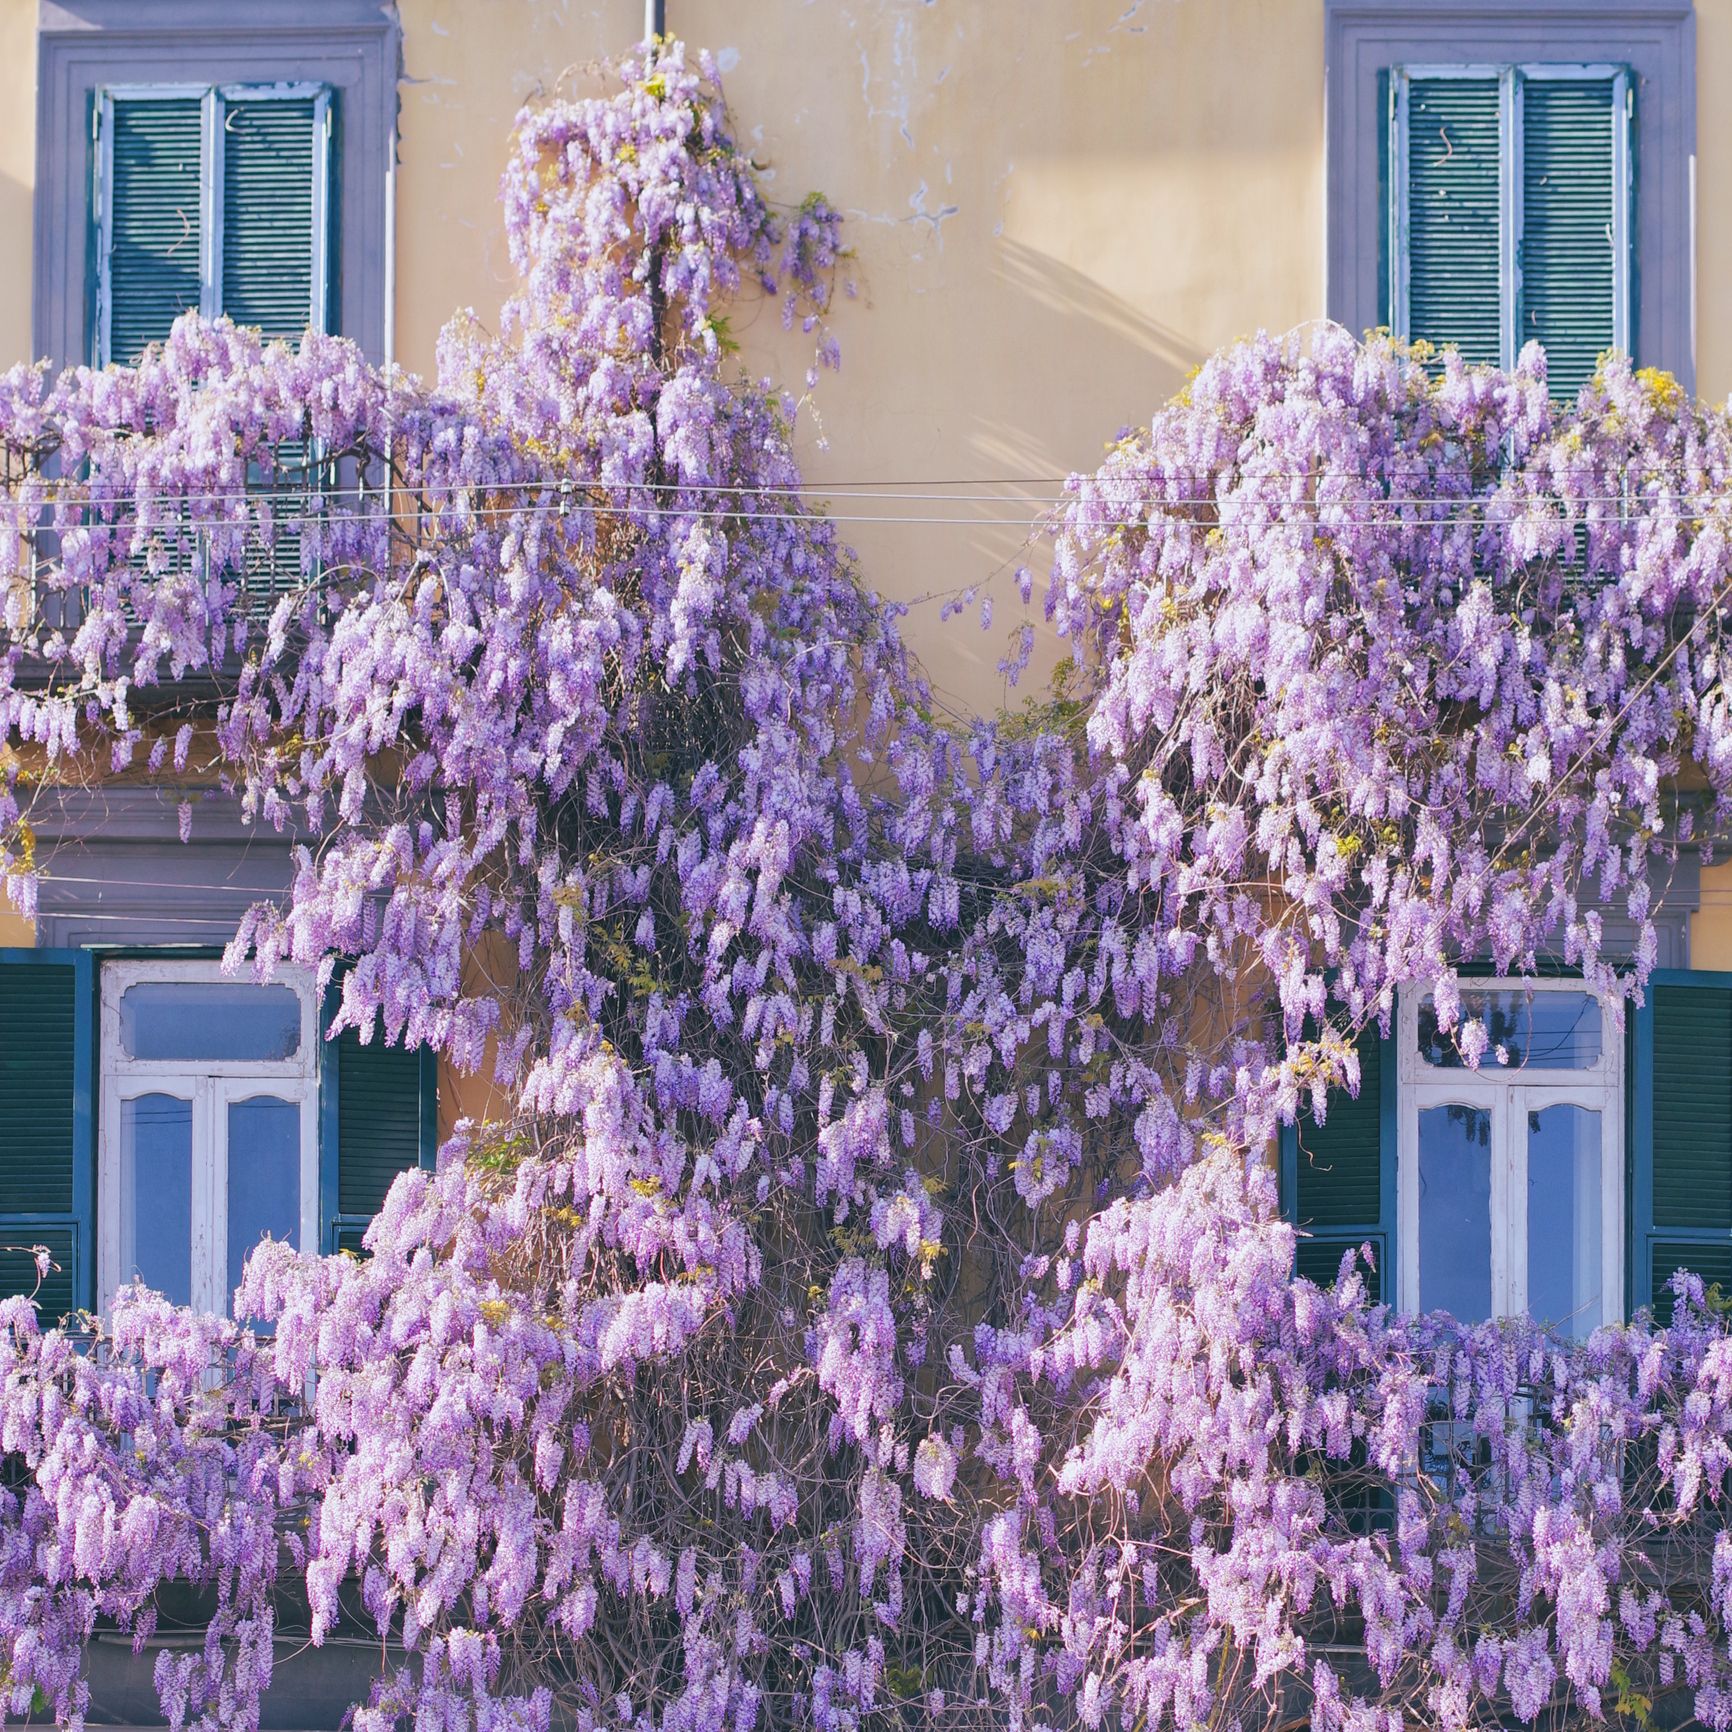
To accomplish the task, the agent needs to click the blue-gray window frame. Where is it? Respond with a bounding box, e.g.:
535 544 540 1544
34 0 396 371
1324 0 1695 390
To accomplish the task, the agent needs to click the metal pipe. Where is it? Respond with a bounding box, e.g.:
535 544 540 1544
382 92 397 377
644 0 665 39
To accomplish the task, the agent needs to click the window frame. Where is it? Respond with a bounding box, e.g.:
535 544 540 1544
97 956 319 1316
35 0 396 372
1395 979 1625 1329
1323 0 1695 393
1386 60 1633 372
92 80 334 368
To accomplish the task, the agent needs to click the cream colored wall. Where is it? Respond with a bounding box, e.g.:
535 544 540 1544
396 0 1326 717
0 4 35 390
1697 1 1732 403
1694 864 1732 969
401 0 1732 979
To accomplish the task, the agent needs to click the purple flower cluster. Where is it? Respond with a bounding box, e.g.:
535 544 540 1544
0 34 1729 1732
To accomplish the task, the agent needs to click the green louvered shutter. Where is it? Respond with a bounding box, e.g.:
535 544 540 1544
319 991 438 1256
0 951 94 1322
1632 975 1732 1323
1519 75 1627 401
1281 1024 1395 1302
95 86 332 601
101 96 205 366
220 92 328 342
220 90 331 607
1399 76 1503 367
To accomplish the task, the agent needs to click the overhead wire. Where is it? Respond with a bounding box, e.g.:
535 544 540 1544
11 456 1732 511
13 496 1732 536
15 482 1732 513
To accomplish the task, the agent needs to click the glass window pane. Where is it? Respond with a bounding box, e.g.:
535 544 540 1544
120 1092 192 1306
226 1095 301 1316
1521 994 1603 1068
1417 990 1600 1070
1419 1103 1493 1321
1528 1104 1605 1337
121 981 301 1062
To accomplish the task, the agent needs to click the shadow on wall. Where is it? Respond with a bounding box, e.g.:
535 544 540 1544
979 234 1201 471
852 235 1205 717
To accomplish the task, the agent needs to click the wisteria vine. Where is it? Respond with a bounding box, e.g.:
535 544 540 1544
0 36 1731 1732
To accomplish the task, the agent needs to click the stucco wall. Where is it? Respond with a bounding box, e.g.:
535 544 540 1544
394 0 1327 1115
1695 864 1732 969
0 5 34 373
396 0 1326 715
392 0 1732 980
1698 0 1732 402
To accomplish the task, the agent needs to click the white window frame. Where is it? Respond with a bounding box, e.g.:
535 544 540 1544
98 958 319 1315
93 81 333 368
1396 978 1624 1327
1388 62 1632 370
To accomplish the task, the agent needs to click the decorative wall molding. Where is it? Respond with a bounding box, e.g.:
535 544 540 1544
27 785 306 950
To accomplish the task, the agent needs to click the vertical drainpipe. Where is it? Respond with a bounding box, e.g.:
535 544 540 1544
383 96 397 381
382 16 400 593
644 0 667 363
383 7 401 379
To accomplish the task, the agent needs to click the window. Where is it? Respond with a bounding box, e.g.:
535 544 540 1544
1389 65 1630 397
1397 982 1622 1336
1323 1 1695 395
98 960 317 1316
1285 969 1732 1328
35 2 396 372
94 83 333 366
0 945 436 1321
88 84 336 607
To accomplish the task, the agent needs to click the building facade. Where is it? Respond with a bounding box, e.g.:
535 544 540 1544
1 0 1731 1716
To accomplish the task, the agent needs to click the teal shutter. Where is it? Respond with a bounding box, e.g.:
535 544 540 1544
1391 66 1633 392
1281 1024 1396 1302
221 90 331 606
1519 75 1627 400
1397 75 1503 367
319 991 438 1255
0 950 95 1321
1631 973 1732 1323
219 91 330 343
100 95 205 365
96 85 333 604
